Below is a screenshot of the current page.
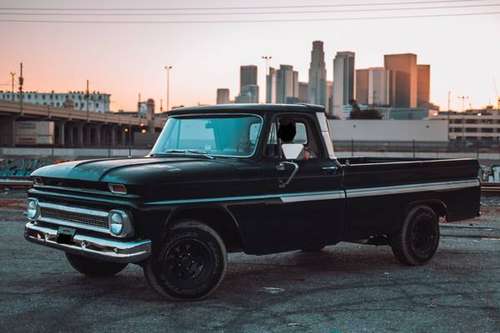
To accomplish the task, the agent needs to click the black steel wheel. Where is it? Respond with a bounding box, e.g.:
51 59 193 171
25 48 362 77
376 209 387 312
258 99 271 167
65 253 127 277
144 221 227 301
390 205 440 266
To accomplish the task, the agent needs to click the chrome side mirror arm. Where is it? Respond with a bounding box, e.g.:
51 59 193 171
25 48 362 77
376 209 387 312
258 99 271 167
277 161 299 188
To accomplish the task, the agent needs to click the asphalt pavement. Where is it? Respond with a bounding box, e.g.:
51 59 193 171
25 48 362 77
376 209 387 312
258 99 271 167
0 195 499 333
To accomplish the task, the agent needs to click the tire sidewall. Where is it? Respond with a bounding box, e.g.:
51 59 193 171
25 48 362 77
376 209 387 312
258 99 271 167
400 206 440 265
144 221 227 301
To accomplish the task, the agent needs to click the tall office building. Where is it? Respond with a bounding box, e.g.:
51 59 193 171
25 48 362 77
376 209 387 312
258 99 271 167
368 68 395 106
333 51 355 118
266 67 277 103
298 82 309 103
276 65 299 103
355 69 369 105
240 65 258 92
326 81 333 114
308 41 327 106
216 88 230 104
384 53 417 107
417 64 431 107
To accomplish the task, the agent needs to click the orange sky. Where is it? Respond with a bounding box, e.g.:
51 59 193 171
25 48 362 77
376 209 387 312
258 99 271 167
0 0 499 111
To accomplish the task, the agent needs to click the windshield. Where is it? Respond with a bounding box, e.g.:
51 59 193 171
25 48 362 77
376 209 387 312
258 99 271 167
150 114 263 158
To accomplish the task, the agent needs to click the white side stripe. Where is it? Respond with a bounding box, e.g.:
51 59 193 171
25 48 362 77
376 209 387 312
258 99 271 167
346 179 479 198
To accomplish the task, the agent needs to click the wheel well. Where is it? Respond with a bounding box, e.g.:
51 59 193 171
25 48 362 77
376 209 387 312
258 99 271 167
165 206 243 252
406 200 448 220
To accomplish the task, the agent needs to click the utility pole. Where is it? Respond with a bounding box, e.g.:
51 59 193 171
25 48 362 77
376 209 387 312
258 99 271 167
164 65 172 112
261 56 272 103
457 96 469 147
85 80 90 122
19 62 24 116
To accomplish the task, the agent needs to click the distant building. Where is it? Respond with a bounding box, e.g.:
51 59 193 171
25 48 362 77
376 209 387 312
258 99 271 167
276 65 299 103
235 84 259 103
384 53 418 108
216 88 230 104
238 65 259 103
417 64 431 107
333 51 355 119
0 91 110 112
368 67 396 106
298 82 309 103
240 65 258 91
326 81 333 115
432 107 500 142
355 69 369 105
308 40 327 106
266 67 277 103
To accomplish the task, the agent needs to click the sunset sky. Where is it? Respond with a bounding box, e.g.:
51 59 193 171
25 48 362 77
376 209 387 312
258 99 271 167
0 0 499 112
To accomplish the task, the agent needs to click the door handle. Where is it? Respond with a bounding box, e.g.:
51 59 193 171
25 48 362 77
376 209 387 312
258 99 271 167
276 161 299 188
322 166 338 171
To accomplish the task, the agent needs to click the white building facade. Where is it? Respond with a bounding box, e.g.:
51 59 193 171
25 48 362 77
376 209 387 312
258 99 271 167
0 91 111 113
333 51 355 119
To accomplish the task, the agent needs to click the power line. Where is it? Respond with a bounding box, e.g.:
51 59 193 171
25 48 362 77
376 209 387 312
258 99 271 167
0 0 496 11
1 3 499 16
1 11 499 24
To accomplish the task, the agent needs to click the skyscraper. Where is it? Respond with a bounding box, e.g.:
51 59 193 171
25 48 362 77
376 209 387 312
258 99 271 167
238 65 259 103
298 82 309 103
417 64 431 107
266 67 277 103
368 67 395 106
308 41 327 106
333 51 355 118
216 88 230 104
276 65 299 103
384 53 417 107
355 69 369 105
240 65 258 92
326 81 333 114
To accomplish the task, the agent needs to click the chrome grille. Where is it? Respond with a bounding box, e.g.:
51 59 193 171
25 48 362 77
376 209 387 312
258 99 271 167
40 207 108 228
36 201 110 234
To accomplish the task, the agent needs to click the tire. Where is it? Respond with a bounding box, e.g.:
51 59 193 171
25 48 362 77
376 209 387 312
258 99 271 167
143 221 227 301
390 205 440 266
65 253 128 277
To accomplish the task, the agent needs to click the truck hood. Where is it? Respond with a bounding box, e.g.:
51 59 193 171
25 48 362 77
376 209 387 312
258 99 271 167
31 156 239 185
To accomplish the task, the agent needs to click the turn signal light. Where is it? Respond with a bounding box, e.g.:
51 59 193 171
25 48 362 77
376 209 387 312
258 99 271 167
108 183 127 194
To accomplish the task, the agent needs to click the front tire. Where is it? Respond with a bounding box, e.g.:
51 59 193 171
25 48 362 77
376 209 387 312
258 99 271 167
65 253 128 277
390 205 440 266
143 221 227 301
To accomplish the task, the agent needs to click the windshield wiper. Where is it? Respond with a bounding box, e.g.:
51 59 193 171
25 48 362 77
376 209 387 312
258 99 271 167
156 149 215 159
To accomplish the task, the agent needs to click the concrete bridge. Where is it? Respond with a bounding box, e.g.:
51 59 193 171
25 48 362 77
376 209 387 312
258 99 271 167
0 100 167 147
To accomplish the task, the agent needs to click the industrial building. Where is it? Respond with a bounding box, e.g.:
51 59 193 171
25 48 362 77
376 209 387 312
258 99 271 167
0 91 111 113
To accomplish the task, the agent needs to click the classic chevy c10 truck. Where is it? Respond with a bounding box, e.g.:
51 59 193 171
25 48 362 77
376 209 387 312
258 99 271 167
25 104 480 300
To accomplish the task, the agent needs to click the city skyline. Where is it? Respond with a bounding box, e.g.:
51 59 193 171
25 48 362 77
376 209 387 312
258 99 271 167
0 0 499 111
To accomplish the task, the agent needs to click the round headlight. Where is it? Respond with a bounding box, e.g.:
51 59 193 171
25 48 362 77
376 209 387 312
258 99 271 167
109 212 124 235
26 199 39 220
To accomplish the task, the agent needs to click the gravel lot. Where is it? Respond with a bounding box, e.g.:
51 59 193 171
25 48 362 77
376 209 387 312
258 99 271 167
0 192 499 333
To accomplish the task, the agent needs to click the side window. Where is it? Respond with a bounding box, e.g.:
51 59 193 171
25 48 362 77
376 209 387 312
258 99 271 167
249 122 261 145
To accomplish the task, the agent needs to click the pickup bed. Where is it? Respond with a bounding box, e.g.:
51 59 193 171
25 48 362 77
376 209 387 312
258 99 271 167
25 104 480 300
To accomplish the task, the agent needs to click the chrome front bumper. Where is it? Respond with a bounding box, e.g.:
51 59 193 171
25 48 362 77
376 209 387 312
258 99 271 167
24 222 152 264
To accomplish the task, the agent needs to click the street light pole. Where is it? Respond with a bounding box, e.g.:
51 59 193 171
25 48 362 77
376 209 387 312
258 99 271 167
9 72 15 99
164 65 172 111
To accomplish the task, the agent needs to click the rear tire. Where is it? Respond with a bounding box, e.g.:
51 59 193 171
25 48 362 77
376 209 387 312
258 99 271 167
390 205 440 266
143 221 227 301
65 253 127 277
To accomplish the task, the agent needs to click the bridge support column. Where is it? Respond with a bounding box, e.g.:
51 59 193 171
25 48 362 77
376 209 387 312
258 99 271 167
110 125 117 147
94 124 102 147
57 121 65 146
76 123 84 147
